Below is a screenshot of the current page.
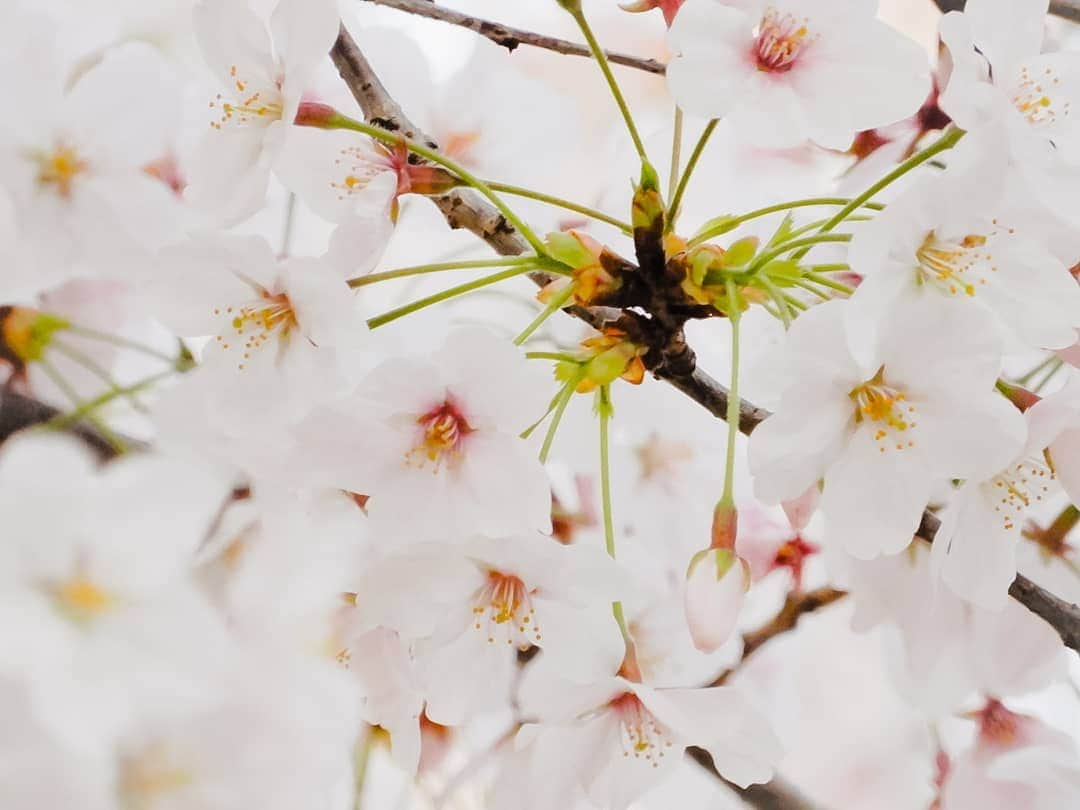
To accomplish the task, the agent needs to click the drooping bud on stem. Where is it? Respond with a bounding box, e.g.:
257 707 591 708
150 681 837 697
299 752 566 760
996 379 1041 412
684 546 750 653
293 101 347 129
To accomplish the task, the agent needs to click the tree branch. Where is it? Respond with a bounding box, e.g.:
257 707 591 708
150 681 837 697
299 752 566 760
687 748 826 810
932 0 1080 24
0 389 126 459
356 0 667 75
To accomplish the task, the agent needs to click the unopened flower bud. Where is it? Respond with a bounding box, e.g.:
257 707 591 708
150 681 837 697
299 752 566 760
293 100 346 129
684 547 750 652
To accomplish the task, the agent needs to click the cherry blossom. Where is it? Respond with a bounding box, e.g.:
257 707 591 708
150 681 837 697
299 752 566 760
187 0 340 223
939 0 1080 221
932 398 1066 609
295 328 553 540
0 32 179 296
515 642 781 808
749 299 1026 559
146 232 369 430
848 135 1080 351
666 0 930 148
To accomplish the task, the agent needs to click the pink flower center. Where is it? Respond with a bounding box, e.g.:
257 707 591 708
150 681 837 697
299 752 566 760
410 400 473 470
609 693 673 767
471 570 541 648
754 8 812 73
974 699 1030 750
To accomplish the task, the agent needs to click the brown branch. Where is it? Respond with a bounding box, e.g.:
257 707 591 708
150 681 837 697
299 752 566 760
356 0 667 75
687 749 826 810
0 389 126 459
932 0 1080 24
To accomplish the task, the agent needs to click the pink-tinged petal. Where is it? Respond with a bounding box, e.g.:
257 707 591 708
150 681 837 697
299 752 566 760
821 427 931 559
276 127 397 225
970 599 1066 697
781 485 818 532
665 1 757 119
683 548 748 653
439 328 551 432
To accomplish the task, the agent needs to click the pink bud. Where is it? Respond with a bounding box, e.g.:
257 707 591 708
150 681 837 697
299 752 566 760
781 485 818 532
684 548 749 653
293 101 343 129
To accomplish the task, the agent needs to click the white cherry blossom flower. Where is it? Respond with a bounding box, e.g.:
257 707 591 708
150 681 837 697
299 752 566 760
849 137 1080 351
666 0 930 148
352 535 622 724
188 0 340 223
295 328 553 541
940 699 1080 810
0 434 232 749
932 398 1066 609
146 233 369 430
749 299 1026 560
0 34 180 297
515 642 781 809
939 0 1080 221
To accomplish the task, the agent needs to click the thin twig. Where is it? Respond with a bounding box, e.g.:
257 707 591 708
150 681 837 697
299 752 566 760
356 0 666 75
933 0 1080 23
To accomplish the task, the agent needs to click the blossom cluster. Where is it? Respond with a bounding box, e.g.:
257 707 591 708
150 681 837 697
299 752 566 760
2 0 1080 808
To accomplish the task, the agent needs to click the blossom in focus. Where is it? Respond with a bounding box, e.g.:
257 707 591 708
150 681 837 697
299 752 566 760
749 299 1026 560
146 233 369 430
666 0 930 148
939 0 1080 222
932 395 1067 609
848 134 1080 351
353 535 623 725
187 0 340 223
295 328 553 541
